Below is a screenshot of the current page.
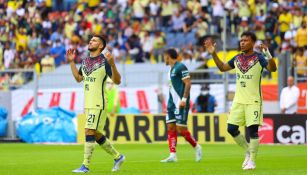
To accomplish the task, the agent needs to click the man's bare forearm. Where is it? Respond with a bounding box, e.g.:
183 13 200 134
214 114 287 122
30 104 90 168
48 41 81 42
110 64 121 85
70 61 82 82
183 81 191 99
267 58 277 72
212 52 225 71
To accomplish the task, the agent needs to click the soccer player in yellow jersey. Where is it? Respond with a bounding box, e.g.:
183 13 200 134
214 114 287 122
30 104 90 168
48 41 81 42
67 35 125 173
204 31 277 170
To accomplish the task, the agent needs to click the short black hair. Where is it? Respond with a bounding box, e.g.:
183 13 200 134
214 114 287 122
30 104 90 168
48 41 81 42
92 35 107 51
164 48 178 59
241 31 257 42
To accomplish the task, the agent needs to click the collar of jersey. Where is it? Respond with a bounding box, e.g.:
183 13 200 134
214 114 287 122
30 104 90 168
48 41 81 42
240 52 257 58
89 54 103 59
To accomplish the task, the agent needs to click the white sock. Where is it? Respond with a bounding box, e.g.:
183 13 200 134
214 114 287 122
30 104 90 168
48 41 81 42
195 144 201 149
170 152 176 157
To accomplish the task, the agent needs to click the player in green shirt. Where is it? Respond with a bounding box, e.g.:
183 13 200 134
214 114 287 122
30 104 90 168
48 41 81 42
106 77 120 116
160 48 202 163
204 31 277 170
67 35 125 173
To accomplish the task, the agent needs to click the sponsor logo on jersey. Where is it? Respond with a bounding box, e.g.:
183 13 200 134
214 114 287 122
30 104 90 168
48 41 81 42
240 74 253 79
84 77 96 82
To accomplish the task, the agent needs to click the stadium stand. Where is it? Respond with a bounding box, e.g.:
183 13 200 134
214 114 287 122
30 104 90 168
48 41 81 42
0 0 305 69
0 1 306 113
21 63 201 89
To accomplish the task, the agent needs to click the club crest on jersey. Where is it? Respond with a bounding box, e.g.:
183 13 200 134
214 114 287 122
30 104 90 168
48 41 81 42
82 55 105 76
236 53 259 74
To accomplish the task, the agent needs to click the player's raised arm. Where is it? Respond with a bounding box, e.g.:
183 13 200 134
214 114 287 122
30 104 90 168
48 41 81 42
258 44 277 72
204 38 233 72
67 48 83 82
104 50 121 85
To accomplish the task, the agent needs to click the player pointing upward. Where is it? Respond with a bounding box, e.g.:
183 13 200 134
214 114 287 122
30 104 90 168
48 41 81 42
204 31 277 170
67 35 125 173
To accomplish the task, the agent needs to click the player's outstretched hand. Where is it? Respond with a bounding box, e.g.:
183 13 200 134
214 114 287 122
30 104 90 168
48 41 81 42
104 50 115 66
66 49 76 63
257 43 273 59
204 38 216 54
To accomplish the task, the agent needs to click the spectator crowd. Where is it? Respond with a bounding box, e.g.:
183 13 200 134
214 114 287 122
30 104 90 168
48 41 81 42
0 0 307 89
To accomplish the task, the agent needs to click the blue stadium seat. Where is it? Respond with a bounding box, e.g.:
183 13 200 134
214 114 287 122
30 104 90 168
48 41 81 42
186 32 196 45
165 33 176 47
175 33 185 48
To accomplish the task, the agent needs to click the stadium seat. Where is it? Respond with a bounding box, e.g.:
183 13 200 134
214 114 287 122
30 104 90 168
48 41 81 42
175 33 186 48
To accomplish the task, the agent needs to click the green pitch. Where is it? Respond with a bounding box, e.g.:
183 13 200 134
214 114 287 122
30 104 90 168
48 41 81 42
0 143 307 175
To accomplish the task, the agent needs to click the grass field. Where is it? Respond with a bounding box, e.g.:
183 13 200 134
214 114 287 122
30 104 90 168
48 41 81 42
0 143 307 175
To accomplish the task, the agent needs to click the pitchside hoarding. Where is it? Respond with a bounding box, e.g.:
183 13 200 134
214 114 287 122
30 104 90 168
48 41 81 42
78 114 307 144
260 114 307 144
77 114 244 144
11 83 307 121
